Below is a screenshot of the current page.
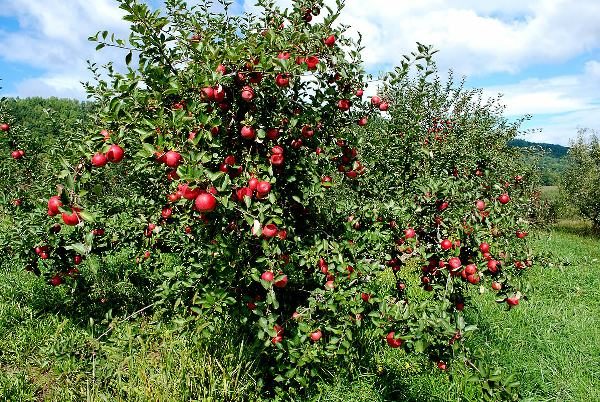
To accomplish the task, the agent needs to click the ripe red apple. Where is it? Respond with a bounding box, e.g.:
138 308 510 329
91 152 108 167
161 207 172 219
476 200 486 211
277 51 290 60
49 275 62 286
256 181 271 198
301 125 314 138
492 282 502 291
378 102 389 111
437 361 447 371
235 187 252 202
61 208 81 226
357 117 368 126
386 331 402 348
506 296 519 306
361 292 371 302
324 34 336 46
404 228 416 239
318 258 328 274
355 89 364 97
275 73 290 87
164 151 182 168
240 125 256 140
310 330 322 342
248 177 259 192
106 144 124 163
516 230 528 239
74 255 82 265
324 280 335 290
262 224 278 238
47 196 63 216
194 192 217 212
321 176 332 185
11 150 24 159
266 128 280 140
213 84 226 102
216 64 226 74
337 99 351 111
261 271 274 282
498 193 510 204
201 86 215 101
371 96 381 106
448 257 462 270
305 56 319 70
487 259 499 274
0 123 9 131
241 85 255 101
274 274 288 288
270 153 284 166
441 239 452 250
465 264 477 275
479 242 490 253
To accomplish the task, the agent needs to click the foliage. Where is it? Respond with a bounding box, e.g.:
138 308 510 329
0 0 540 399
562 129 600 229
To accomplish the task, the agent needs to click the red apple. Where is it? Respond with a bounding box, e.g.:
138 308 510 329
357 117 368 126
240 125 256 140
256 181 271 198
361 292 371 302
164 151 182 168
274 274 288 288
441 239 452 250
325 280 335 290
0 123 9 131
465 264 477 275
487 259 499 274
386 331 402 348
378 102 389 111
476 200 486 211
492 282 502 291
261 271 274 282
91 152 108 167
275 73 290 87
262 224 278 238
49 275 62 286
371 96 381 106
498 193 510 204
404 228 416 239
61 208 81 226
241 85 255 102
305 56 319 70
479 242 490 253
337 99 351 111
161 207 172 219
48 196 63 216
194 192 217 212
448 257 462 270
248 177 259 192
437 361 447 371
310 330 322 341
106 144 124 163
506 296 519 306
324 34 336 46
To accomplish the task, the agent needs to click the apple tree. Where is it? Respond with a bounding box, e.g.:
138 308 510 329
20 0 533 398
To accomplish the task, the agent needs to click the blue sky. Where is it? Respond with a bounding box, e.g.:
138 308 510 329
0 0 599 145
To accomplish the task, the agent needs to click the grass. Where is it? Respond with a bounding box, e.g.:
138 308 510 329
1 221 599 400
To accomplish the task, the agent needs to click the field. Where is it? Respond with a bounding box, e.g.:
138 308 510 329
1 220 598 401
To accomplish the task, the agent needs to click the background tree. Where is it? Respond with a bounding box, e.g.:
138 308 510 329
562 128 600 229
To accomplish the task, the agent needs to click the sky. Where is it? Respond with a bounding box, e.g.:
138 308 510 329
0 0 599 145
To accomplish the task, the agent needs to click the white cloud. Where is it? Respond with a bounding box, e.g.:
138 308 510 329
0 0 130 98
243 0 600 75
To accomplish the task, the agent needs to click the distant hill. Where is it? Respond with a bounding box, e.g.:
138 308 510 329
509 139 569 186
509 139 569 158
